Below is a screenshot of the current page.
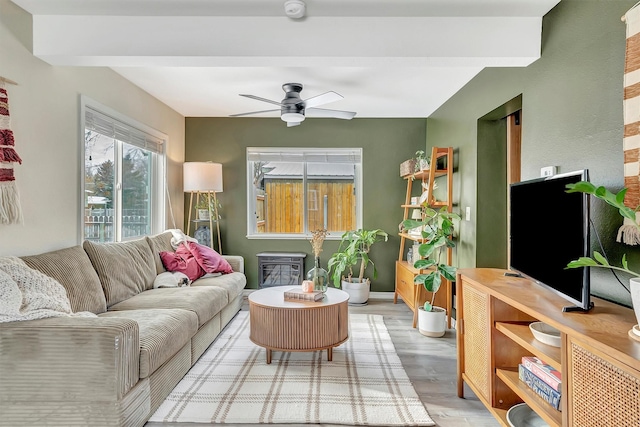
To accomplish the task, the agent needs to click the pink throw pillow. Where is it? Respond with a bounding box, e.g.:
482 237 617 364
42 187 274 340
159 247 205 281
184 241 233 274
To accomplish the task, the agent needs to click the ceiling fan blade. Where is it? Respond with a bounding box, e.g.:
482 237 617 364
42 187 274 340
229 108 280 117
302 91 343 109
240 94 283 107
306 108 356 120
287 121 301 127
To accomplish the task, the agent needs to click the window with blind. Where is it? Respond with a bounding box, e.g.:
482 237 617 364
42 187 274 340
82 97 166 242
247 147 362 238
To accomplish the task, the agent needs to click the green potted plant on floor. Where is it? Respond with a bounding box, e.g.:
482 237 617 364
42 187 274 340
328 228 388 305
403 206 459 337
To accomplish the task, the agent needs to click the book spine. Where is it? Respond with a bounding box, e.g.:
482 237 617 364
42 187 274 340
522 357 561 392
518 365 561 410
284 293 321 301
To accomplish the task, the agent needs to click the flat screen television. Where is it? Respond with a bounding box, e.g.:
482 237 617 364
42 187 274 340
509 170 592 311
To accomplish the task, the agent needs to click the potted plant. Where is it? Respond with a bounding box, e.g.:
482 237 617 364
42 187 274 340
414 150 430 172
327 228 388 305
403 207 459 337
565 181 640 331
194 197 222 221
307 228 330 293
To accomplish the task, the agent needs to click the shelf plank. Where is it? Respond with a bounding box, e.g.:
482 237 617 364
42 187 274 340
404 168 449 180
495 322 562 370
496 368 561 427
400 203 448 209
398 232 426 242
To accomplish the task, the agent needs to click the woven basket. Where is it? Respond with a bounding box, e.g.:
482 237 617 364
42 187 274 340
400 159 416 177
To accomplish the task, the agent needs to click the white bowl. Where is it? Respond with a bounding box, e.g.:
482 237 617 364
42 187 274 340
506 403 549 427
529 322 561 348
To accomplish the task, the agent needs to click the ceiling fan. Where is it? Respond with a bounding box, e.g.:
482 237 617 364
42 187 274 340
230 83 357 127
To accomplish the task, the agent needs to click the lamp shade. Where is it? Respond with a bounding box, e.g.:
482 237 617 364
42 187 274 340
411 209 422 220
184 162 223 192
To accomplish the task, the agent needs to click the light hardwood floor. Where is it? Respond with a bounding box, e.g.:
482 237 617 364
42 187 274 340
146 297 498 427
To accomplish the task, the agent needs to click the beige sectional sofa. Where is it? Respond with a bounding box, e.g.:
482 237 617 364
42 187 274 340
0 232 246 427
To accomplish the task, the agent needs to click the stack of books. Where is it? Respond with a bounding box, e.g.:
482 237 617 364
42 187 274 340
283 288 324 302
518 356 562 410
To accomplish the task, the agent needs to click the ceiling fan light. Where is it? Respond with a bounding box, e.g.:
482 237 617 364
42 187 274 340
281 112 305 123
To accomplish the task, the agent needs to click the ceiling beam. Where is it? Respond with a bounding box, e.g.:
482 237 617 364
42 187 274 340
31 16 543 67
12 0 562 18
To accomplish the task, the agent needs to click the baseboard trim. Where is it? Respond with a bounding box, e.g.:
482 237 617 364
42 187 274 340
369 291 396 300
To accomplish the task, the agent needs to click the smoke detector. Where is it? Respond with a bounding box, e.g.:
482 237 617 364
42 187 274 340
284 0 306 19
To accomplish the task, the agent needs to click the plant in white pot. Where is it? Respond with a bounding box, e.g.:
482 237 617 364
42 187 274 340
565 181 640 335
414 150 430 172
403 207 459 337
194 197 222 221
327 229 388 305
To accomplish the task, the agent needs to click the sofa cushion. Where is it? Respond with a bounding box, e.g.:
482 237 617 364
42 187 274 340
192 272 247 302
146 232 174 274
83 239 156 307
99 308 198 378
184 241 233 274
108 286 227 327
160 247 205 282
21 246 107 314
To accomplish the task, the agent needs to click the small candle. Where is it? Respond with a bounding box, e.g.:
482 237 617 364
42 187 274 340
301 280 314 293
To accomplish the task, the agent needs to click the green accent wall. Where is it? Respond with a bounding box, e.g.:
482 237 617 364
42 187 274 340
426 0 635 306
185 118 426 290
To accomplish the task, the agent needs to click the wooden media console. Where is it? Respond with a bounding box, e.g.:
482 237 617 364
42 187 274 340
457 268 640 427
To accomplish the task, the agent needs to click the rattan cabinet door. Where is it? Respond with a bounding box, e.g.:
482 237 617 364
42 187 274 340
567 336 640 427
461 282 491 402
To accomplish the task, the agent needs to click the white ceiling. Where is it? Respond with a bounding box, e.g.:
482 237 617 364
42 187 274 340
12 0 561 118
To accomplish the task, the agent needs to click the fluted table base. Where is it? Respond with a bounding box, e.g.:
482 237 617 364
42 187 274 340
248 287 349 364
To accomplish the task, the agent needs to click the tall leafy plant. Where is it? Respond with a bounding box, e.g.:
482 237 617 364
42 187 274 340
565 181 640 276
327 229 388 288
403 207 459 311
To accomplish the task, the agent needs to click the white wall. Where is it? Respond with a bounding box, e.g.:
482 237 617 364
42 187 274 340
0 0 185 256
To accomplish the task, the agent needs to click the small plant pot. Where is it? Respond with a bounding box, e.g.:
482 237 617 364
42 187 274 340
342 278 371 305
197 209 210 221
418 306 446 337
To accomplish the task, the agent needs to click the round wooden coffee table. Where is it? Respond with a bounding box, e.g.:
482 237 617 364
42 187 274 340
248 287 349 364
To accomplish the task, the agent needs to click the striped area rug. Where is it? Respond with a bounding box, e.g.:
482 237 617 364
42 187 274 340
149 311 435 426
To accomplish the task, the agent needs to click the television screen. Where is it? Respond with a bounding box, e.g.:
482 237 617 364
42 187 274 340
509 170 591 311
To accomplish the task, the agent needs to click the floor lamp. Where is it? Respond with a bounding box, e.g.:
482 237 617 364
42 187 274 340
184 162 223 254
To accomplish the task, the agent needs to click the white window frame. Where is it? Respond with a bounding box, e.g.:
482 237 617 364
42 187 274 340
80 95 167 242
246 147 363 240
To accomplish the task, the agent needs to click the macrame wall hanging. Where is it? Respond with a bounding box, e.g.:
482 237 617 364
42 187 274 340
0 78 23 224
618 4 640 244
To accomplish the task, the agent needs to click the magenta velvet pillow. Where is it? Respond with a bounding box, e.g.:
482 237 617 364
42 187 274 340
184 241 233 274
159 246 205 281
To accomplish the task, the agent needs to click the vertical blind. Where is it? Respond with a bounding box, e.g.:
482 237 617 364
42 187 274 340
85 106 164 154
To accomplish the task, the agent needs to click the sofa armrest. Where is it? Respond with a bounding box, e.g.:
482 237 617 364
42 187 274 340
0 316 140 403
222 255 244 274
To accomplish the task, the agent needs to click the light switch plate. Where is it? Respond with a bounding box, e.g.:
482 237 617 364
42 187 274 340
465 206 471 221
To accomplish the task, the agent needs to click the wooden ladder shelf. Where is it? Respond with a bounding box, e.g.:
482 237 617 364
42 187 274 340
394 146 454 329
